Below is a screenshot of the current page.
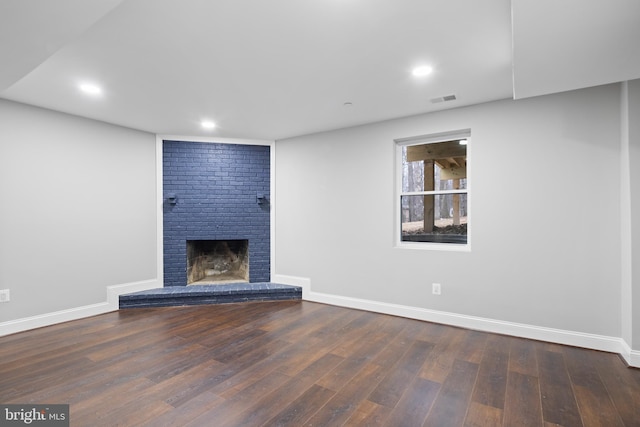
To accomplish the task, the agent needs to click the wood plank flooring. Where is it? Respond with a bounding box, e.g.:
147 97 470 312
1 301 639 426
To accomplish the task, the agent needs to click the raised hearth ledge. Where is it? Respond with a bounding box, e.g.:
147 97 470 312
119 282 301 308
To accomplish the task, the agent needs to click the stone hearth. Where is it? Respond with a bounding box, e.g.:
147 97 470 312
119 283 302 308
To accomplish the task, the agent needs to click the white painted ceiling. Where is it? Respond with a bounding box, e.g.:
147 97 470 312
1 0 638 140
512 0 640 100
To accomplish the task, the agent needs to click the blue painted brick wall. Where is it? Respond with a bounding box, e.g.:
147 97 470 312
163 140 270 286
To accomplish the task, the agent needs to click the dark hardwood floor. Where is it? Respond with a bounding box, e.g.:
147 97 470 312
1 301 639 426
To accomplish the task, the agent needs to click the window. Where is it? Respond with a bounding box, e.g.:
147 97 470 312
396 130 469 246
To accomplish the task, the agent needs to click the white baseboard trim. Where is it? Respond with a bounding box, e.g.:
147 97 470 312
0 278 161 337
0 302 113 337
273 274 639 368
273 274 311 297
620 339 640 367
106 278 161 306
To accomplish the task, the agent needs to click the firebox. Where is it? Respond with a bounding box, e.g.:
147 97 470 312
186 240 249 285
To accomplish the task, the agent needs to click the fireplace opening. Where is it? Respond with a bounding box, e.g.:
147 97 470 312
187 240 249 285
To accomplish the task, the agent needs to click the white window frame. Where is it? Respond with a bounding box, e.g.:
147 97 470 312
394 129 471 252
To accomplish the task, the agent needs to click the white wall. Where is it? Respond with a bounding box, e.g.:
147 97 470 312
620 79 640 365
627 80 640 348
275 84 623 344
620 82 632 349
0 99 158 325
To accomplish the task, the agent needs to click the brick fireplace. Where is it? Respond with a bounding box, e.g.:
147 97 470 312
162 141 270 287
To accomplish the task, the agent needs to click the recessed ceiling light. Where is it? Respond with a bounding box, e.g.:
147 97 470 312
201 120 216 130
79 83 102 96
343 102 353 108
412 65 433 77
459 139 468 145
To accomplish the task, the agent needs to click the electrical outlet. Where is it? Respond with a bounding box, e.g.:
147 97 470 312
432 283 441 295
0 289 9 303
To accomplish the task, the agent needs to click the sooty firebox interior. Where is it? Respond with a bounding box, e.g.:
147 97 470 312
186 240 249 285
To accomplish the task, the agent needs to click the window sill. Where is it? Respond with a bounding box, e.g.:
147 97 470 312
394 240 471 252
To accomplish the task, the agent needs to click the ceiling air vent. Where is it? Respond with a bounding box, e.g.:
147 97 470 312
430 94 457 103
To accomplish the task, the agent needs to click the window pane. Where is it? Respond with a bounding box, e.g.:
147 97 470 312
402 140 467 193
401 194 467 244
402 156 424 192
436 164 467 191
